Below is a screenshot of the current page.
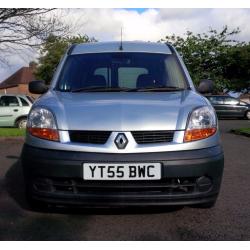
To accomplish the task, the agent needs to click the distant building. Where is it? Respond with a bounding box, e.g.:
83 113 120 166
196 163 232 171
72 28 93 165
0 62 37 97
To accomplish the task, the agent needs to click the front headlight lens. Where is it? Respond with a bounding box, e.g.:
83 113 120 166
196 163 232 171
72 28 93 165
184 106 217 142
27 107 59 141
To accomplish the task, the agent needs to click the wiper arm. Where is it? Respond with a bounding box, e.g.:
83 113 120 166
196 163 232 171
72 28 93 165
72 86 131 92
125 86 185 92
72 86 108 92
71 85 185 92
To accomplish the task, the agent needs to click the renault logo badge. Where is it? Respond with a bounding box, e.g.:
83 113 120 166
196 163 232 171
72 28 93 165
115 133 128 149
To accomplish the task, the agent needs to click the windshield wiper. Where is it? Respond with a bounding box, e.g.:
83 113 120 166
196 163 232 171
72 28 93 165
125 86 185 92
71 86 131 92
71 85 185 92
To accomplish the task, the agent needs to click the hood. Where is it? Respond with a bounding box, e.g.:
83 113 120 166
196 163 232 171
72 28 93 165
35 90 208 131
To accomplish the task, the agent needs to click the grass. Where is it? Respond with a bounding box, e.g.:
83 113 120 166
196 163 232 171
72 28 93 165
231 127 250 137
237 128 250 134
0 128 26 137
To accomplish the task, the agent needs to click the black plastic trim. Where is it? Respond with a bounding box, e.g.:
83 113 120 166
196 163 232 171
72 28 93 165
22 144 223 162
67 44 76 55
22 144 224 207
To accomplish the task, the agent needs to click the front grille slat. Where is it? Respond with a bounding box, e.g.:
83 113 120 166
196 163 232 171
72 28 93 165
69 131 111 144
132 131 174 144
69 130 175 145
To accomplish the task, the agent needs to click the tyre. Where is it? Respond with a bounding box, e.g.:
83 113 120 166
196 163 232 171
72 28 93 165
16 117 27 129
246 111 250 120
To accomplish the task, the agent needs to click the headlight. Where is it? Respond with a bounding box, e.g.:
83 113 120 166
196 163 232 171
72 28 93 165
27 107 59 141
184 106 217 142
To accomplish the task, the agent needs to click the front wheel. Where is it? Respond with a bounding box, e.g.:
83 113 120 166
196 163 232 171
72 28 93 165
16 118 27 129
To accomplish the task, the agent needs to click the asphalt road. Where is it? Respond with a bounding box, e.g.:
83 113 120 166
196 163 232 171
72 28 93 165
0 119 249 240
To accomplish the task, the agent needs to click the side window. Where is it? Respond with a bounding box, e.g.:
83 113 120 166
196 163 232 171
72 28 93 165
164 55 186 88
26 96 34 103
19 97 30 106
224 97 239 105
118 67 148 88
240 101 247 106
0 96 19 107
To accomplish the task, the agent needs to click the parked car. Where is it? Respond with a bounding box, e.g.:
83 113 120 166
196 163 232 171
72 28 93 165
22 41 224 209
0 94 33 128
205 95 250 119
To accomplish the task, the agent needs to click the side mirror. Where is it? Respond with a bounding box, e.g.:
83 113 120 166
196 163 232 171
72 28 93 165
197 79 214 94
29 80 48 94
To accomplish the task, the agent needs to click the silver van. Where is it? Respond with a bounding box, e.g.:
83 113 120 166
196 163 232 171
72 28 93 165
22 41 224 209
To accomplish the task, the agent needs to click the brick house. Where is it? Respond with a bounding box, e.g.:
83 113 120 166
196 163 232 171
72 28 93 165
0 62 38 97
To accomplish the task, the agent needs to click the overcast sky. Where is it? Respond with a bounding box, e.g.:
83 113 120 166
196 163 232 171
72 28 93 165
1 8 250 82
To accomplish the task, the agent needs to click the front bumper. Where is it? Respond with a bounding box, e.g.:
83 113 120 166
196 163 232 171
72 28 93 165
22 144 224 207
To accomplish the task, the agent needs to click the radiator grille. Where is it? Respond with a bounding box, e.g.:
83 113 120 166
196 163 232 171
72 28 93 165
69 130 175 145
132 131 174 144
69 131 111 144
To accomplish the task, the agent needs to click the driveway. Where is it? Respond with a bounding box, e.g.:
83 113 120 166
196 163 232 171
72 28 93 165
0 120 249 240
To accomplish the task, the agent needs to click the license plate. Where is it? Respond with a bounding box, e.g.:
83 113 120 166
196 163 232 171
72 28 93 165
83 163 161 180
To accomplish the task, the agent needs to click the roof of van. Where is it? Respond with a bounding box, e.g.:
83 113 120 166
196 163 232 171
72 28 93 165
70 41 172 55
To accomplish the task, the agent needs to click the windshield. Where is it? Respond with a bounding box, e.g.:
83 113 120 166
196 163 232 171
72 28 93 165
56 52 188 92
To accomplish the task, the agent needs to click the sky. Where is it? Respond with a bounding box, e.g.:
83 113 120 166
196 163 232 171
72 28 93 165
1 8 250 82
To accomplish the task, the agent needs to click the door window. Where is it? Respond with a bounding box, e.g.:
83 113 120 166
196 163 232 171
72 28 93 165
0 96 19 107
26 96 34 103
208 96 224 104
223 97 239 105
239 101 247 106
19 97 29 106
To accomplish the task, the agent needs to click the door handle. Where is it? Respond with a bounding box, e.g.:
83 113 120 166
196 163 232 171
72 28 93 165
13 109 19 112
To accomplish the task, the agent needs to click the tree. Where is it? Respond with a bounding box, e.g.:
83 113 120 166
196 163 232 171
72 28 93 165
35 35 97 83
0 8 69 65
160 26 247 91
221 43 250 90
